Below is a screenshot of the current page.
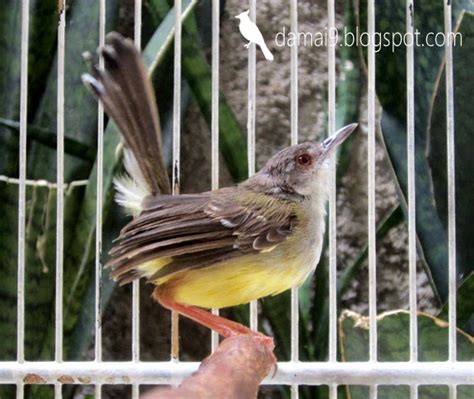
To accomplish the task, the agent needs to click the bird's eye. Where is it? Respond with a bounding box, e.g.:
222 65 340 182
297 153 312 166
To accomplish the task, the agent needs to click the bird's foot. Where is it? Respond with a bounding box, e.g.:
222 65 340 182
244 42 250 49
156 294 277 364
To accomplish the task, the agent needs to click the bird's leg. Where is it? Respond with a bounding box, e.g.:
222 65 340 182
244 42 250 49
157 295 275 355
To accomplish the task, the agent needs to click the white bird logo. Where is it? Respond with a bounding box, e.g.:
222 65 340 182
236 10 274 61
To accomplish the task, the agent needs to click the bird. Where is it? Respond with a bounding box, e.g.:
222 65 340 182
82 32 357 352
236 10 274 61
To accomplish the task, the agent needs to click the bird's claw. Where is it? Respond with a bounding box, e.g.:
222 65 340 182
244 42 250 49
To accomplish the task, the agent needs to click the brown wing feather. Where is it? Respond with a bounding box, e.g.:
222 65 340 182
106 189 298 285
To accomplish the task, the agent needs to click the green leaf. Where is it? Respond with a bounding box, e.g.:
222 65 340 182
427 13 474 281
0 0 58 177
0 117 95 161
0 0 22 176
335 0 362 180
340 310 474 399
438 272 474 329
0 180 86 362
260 293 291 360
356 0 474 302
26 0 119 182
310 245 330 361
144 0 198 72
24 2 59 115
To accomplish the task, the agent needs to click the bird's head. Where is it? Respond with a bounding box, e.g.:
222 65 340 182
243 124 358 199
235 10 250 20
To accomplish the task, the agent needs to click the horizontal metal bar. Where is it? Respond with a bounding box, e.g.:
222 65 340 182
1 362 472 386
0 175 88 188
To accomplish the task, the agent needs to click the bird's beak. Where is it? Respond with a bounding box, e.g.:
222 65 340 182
321 123 358 158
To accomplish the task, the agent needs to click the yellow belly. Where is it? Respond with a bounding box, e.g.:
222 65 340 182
150 243 316 309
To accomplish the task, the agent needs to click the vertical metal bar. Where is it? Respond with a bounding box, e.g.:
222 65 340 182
248 0 258 332
367 0 377 373
134 0 142 49
95 0 106 365
444 0 456 362
132 383 139 399
55 2 66 398
211 0 220 353
95 1 106 398
16 383 24 399
327 0 338 393
172 0 182 196
449 385 457 399
17 1 29 398
444 1 457 397
327 0 337 371
369 384 378 399
17 0 29 366
56 0 66 365
132 1 143 397
406 6 418 399
211 0 220 191
131 4 142 366
290 0 298 147
171 0 182 360
95 385 101 399
290 1 299 397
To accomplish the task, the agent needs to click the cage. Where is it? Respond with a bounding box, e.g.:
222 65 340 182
0 0 472 398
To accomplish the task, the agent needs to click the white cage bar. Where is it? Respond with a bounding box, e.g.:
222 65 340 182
15 0 29 398
132 4 142 399
55 4 66 398
3 0 472 398
406 1 418 398
1 361 472 385
170 0 182 362
366 0 378 391
444 1 458 397
210 0 221 354
247 0 259 333
290 1 299 398
327 0 337 398
94 0 106 397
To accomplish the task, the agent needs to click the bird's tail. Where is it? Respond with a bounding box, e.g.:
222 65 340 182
259 42 274 61
82 32 171 214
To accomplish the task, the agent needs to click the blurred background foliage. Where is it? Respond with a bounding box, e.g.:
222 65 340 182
0 0 472 398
